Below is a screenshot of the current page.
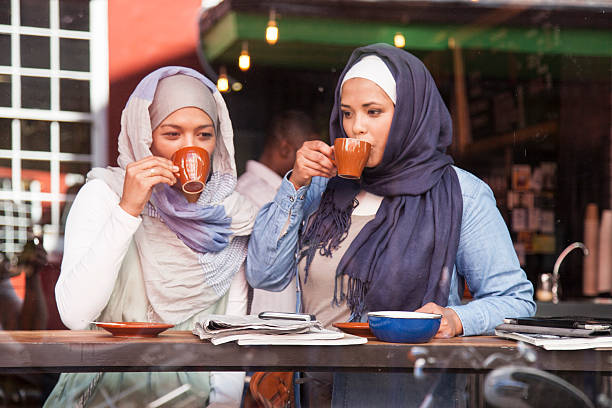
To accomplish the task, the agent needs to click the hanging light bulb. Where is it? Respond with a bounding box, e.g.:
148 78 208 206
238 41 250 71
394 32 406 48
266 9 278 45
217 66 229 92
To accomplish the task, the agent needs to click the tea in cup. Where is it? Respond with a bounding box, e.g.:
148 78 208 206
172 146 210 195
334 138 372 179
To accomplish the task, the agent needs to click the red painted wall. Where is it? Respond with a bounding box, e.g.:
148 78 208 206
107 0 205 165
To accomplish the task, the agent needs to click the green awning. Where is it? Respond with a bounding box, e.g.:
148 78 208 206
201 11 612 71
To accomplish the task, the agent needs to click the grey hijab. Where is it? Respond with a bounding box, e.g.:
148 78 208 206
148 74 218 133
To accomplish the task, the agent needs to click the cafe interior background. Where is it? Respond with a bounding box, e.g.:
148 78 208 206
0 0 610 405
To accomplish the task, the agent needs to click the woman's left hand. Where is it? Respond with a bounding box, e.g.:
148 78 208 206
414 302 463 338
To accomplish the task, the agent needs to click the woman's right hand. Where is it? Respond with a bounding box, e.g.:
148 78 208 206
119 156 178 217
289 140 337 190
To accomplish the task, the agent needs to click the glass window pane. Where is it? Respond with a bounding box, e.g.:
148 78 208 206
60 38 90 71
0 188 30 256
60 161 91 183
0 34 10 66
25 199 50 226
0 118 11 149
0 166 11 191
0 0 10 24
22 160 50 192
60 122 90 154
21 120 50 152
60 0 89 31
0 159 10 172
20 0 49 28
21 76 50 109
61 182 82 233
20 35 50 69
60 79 89 112
0 75 10 107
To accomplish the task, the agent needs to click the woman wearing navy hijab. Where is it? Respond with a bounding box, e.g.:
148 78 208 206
247 43 535 406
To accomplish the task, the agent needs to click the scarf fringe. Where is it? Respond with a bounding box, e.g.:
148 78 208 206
298 188 358 284
332 276 367 322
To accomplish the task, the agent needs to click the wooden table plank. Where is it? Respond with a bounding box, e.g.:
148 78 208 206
1 330 611 374
0 330 515 346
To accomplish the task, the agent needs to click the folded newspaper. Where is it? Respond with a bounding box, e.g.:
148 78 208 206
495 329 612 350
193 314 367 346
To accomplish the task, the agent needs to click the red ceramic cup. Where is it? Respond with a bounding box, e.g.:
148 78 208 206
334 138 372 179
172 146 210 194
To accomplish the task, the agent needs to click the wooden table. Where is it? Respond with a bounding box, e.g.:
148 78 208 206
2 330 611 374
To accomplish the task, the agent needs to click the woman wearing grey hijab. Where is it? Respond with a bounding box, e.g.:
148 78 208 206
46 67 257 407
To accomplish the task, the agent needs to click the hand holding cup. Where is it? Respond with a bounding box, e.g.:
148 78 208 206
289 140 337 190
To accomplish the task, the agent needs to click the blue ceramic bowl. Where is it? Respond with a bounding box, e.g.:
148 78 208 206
367 311 442 343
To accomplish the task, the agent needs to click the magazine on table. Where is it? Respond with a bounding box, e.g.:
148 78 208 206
496 315 612 350
495 329 612 350
193 314 367 346
504 316 612 331
496 323 605 338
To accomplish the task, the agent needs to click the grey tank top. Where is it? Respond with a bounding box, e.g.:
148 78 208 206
298 214 375 329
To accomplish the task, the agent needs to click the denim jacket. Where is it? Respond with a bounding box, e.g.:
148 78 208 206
246 166 535 335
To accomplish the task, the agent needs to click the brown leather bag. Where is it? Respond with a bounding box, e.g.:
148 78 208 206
249 371 295 408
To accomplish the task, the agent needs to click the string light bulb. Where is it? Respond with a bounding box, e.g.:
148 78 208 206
394 32 406 48
217 66 229 92
238 41 250 71
266 9 278 45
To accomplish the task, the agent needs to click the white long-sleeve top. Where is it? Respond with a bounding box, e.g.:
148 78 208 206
55 179 247 405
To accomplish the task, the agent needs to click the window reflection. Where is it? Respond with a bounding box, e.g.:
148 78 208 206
20 35 50 69
0 1 610 408
0 75 9 107
0 13 98 405
0 175 33 257
0 34 10 66
0 119 10 149
21 160 50 193
21 120 50 152
60 122 90 154
60 78 90 112
0 159 10 178
21 76 50 110
19 0 49 28
60 38 90 72
59 0 90 31
0 0 9 25
59 161 91 182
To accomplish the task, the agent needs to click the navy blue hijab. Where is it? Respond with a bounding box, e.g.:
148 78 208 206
298 44 463 321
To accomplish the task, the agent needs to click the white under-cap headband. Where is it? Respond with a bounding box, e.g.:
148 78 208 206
341 55 396 104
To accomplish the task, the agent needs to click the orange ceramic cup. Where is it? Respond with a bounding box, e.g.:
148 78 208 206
334 138 372 179
172 146 210 194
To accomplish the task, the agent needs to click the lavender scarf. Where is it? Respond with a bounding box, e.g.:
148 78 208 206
299 44 463 320
149 184 232 253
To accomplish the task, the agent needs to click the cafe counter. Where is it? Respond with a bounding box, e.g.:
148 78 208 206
1 330 611 374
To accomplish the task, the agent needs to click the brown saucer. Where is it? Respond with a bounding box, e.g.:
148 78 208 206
95 322 174 338
333 322 374 338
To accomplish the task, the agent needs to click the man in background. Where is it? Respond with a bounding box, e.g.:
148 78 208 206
237 110 319 314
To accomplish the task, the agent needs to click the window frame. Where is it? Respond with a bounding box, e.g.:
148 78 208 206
0 0 108 256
